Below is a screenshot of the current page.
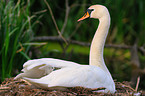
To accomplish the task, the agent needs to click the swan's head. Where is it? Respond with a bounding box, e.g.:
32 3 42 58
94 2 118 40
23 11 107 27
78 5 109 21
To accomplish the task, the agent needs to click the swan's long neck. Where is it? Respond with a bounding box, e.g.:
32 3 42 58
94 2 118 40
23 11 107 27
89 14 111 75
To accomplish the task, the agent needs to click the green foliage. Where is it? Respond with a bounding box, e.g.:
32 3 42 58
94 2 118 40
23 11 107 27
31 0 145 45
0 0 34 81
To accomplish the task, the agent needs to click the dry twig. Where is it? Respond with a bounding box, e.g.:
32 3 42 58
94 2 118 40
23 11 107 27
1 79 31 87
118 82 136 92
0 87 11 90
135 76 140 92
32 36 145 54
91 87 106 91
44 0 68 45
61 0 70 34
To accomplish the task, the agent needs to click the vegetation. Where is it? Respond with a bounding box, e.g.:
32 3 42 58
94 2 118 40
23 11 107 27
0 0 145 89
0 0 40 81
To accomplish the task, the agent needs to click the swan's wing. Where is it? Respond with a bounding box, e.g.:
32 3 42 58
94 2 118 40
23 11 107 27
20 65 115 93
23 58 80 71
14 58 80 79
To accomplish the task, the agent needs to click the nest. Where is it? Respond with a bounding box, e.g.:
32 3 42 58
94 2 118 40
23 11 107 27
0 78 144 96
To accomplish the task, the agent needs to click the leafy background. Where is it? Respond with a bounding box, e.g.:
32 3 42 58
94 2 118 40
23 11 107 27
0 0 145 90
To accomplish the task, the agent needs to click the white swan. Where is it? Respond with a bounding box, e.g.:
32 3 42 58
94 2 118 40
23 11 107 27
14 4 115 93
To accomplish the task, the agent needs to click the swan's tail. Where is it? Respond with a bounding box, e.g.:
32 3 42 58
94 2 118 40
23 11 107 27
22 77 48 88
22 77 67 90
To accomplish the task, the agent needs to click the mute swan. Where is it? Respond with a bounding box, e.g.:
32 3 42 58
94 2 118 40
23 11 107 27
14 4 116 93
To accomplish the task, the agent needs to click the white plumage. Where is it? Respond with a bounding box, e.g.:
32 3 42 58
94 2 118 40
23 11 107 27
15 58 115 93
14 4 116 93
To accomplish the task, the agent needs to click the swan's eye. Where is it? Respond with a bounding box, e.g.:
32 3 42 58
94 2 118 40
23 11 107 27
87 9 94 15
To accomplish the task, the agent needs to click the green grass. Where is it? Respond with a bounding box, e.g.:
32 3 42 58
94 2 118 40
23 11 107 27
0 0 37 81
40 42 89 56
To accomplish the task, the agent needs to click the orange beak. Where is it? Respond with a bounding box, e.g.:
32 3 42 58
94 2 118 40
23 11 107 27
77 11 90 22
